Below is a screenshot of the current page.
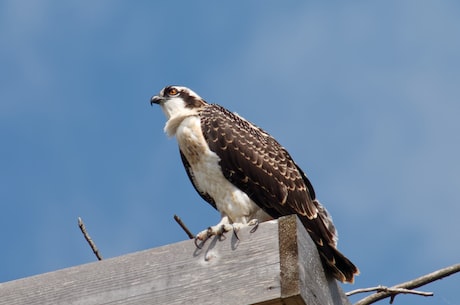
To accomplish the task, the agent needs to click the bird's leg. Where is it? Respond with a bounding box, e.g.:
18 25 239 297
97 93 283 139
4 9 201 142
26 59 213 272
195 216 233 248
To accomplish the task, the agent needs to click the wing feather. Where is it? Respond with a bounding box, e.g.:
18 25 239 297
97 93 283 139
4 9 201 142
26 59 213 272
200 104 318 220
199 104 358 283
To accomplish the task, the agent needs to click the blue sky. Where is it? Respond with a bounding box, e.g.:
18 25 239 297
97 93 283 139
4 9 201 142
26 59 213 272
1 1 459 304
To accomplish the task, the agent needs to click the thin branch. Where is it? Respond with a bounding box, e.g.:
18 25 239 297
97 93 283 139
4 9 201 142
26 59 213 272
347 285 433 300
352 263 460 305
78 217 103 261
347 286 385 296
173 214 195 239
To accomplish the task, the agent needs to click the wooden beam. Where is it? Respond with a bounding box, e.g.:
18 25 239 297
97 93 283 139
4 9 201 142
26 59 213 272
0 215 351 305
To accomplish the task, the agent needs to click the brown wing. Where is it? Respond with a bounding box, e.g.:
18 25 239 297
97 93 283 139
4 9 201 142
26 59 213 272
200 104 358 283
200 104 318 219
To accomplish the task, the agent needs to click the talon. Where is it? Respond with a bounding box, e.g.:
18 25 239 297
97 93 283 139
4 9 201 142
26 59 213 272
232 224 240 240
194 237 203 249
194 229 212 249
217 224 227 240
249 219 259 233
220 224 227 234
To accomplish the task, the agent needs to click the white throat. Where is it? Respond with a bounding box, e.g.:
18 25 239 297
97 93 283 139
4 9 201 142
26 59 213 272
160 97 200 137
159 96 188 119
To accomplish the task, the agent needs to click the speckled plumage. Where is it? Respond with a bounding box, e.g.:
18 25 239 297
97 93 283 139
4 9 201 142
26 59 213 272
151 85 359 283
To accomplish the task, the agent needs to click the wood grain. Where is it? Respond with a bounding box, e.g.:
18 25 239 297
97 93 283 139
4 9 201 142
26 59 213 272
0 215 351 305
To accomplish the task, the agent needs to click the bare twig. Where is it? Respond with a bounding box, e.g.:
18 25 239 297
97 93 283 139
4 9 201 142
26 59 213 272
173 214 195 239
347 285 433 297
347 285 433 302
78 217 103 261
351 263 460 305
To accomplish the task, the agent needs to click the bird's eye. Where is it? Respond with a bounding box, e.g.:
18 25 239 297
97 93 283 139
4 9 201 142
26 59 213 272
168 88 179 96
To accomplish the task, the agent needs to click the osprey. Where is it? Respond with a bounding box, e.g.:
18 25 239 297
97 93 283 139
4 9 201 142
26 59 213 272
151 85 359 283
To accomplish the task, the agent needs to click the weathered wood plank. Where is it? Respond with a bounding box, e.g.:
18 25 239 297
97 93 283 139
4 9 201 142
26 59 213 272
278 215 352 305
0 215 352 305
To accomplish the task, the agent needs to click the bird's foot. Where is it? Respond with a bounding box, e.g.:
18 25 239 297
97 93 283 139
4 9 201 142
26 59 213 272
194 223 233 249
194 219 260 248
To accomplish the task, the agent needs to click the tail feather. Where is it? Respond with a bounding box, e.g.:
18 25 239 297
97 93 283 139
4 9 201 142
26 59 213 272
318 245 359 283
300 200 359 283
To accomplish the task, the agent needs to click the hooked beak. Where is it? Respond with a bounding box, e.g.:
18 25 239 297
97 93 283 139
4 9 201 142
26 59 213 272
150 95 163 106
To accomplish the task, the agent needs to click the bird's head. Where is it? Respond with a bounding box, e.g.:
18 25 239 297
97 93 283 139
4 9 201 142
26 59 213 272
150 85 206 119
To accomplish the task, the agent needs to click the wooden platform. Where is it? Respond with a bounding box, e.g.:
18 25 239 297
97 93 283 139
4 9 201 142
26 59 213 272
0 215 351 305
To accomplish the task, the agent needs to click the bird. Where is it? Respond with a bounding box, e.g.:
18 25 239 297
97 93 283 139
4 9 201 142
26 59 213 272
150 85 359 283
